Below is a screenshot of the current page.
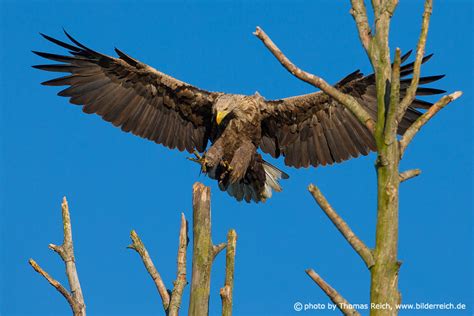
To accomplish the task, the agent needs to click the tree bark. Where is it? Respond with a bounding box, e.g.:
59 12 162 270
220 229 237 316
188 182 214 316
370 141 401 315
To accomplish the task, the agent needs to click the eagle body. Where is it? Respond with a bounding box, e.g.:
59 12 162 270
205 94 286 201
34 31 445 203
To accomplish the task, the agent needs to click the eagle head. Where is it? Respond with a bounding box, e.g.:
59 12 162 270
213 94 262 125
214 94 241 125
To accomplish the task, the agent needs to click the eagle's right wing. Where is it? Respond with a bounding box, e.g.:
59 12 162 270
34 31 221 153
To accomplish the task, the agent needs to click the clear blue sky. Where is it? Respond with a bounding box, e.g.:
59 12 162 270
1 1 472 315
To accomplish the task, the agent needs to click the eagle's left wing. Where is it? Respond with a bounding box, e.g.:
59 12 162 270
259 52 445 168
33 31 220 153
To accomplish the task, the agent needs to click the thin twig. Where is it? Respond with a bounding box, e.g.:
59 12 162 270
399 91 462 156
397 0 433 121
305 269 360 316
128 230 171 311
399 169 421 182
253 26 375 133
168 213 189 316
220 230 237 316
29 197 86 316
308 184 374 268
213 243 227 260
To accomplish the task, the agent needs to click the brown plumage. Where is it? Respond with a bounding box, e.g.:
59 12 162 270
34 31 445 203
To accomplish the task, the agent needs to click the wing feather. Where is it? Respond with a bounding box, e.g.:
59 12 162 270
333 110 359 158
34 31 219 153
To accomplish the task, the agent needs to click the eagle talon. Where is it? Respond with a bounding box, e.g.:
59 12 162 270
220 160 233 171
187 150 208 172
187 150 204 163
217 160 234 182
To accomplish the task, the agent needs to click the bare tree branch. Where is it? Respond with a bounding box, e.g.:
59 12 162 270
397 0 433 121
308 184 374 268
168 213 189 316
128 230 171 311
29 197 86 316
213 243 227 261
220 229 237 316
28 259 75 309
399 91 462 156
350 0 373 54
305 269 360 316
399 169 421 182
253 26 375 133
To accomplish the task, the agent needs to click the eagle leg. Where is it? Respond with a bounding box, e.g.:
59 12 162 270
228 142 255 184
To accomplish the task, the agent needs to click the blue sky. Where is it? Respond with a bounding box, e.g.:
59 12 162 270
0 1 472 315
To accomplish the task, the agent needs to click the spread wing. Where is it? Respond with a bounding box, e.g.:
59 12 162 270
33 31 221 153
260 51 445 168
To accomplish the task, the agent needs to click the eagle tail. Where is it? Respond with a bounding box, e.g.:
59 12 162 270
217 159 289 203
261 160 289 199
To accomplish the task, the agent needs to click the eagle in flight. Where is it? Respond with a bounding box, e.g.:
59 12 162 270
34 31 445 203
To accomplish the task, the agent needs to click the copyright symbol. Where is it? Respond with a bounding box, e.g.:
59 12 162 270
294 302 303 312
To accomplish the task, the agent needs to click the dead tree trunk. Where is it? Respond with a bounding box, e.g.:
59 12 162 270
188 183 228 315
188 183 214 315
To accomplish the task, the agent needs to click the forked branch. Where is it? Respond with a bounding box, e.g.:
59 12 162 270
29 197 86 316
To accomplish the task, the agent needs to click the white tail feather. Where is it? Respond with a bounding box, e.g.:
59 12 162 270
262 161 289 199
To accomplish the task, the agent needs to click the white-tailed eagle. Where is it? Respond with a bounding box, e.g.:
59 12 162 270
33 31 445 202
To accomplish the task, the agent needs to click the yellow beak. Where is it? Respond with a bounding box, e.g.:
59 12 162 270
216 111 229 125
